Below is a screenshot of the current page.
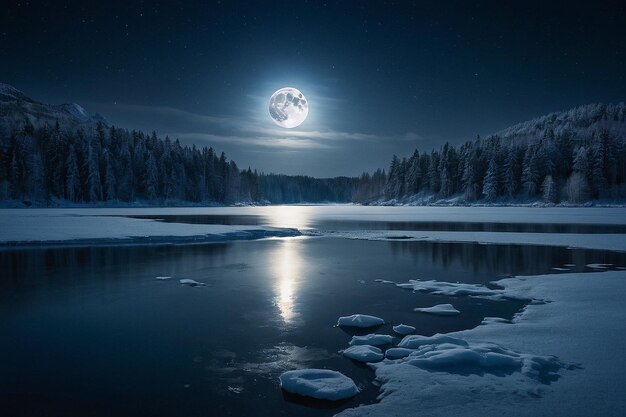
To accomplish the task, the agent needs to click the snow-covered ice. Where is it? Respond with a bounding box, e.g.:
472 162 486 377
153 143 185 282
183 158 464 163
337 314 385 328
397 279 509 299
3 206 626 252
279 369 359 401
342 345 384 363
586 263 612 269
349 334 394 346
374 279 395 284
392 324 415 335
551 267 570 271
331 229 626 252
179 279 206 287
155 276 172 280
481 317 510 325
338 271 626 417
414 303 461 316
0 209 299 246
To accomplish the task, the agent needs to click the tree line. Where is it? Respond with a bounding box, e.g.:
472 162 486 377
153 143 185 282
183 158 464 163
370 128 626 204
0 121 357 204
1 115 625 206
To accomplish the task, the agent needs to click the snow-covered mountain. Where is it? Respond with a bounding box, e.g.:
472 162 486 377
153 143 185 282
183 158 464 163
0 83 107 131
490 102 626 143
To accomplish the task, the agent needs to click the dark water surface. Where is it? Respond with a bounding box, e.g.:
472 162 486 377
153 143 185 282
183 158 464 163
1 233 625 416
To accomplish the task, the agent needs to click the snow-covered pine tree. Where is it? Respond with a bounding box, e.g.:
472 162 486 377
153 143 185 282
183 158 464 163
482 157 498 201
541 174 557 203
65 145 80 202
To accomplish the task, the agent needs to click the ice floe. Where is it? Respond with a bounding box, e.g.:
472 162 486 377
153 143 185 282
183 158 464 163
337 314 385 328
392 324 415 335
551 267 570 271
342 345 384 363
179 279 207 287
374 279 396 284
414 303 460 316
349 334 394 346
155 276 172 280
279 369 359 401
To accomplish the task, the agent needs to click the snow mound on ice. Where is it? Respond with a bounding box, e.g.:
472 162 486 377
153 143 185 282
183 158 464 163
385 348 415 360
394 334 561 380
179 279 207 287
397 279 508 299
406 340 561 379
342 345 384 363
337 314 385 328
397 334 468 349
279 369 359 401
414 303 460 316
392 324 415 335
349 334 394 346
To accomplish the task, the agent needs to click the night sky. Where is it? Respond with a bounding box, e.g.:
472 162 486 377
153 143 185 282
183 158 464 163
2 1 625 176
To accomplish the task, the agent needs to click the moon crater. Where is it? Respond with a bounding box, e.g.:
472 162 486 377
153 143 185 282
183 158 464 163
269 87 308 128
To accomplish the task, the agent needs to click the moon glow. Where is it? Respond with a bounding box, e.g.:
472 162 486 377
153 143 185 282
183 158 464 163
268 87 308 128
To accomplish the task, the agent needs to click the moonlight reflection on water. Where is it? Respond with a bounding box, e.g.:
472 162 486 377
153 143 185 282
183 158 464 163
273 240 303 324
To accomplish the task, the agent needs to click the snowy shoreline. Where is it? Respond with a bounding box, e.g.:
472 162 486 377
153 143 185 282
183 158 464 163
339 270 626 416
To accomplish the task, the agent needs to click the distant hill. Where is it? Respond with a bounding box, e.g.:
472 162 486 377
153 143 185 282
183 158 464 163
363 102 626 205
0 83 107 132
490 103 626 143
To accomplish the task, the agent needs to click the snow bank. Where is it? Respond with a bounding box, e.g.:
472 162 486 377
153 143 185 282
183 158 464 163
279 369 359 401
179 279 206 287
392 324 415 335
349 334 394 347
414 303 460 316
342 345 384 363
337 314 385 328
397 279 509 299
338 271 626 417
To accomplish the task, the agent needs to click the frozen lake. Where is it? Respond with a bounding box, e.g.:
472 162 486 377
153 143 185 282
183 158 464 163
1 206 625 416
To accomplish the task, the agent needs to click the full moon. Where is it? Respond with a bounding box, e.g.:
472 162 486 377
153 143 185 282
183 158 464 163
268 87 308 128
